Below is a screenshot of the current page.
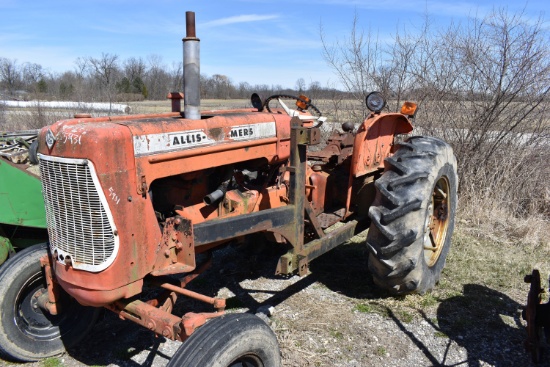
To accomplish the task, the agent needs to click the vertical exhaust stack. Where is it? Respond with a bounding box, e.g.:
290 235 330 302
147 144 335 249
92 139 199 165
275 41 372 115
183 11 200 120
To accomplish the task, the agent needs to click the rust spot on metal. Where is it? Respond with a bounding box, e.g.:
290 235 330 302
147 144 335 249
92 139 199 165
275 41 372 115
208 127 224 140
151 216 196 276
186 11 196 38
167 92 184 113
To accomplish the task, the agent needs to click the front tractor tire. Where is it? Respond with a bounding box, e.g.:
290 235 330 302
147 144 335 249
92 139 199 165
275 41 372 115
366 136 458 295
0 244 100 362
167 313 281 367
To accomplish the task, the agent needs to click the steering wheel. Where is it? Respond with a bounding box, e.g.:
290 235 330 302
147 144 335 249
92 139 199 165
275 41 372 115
262 94 322 117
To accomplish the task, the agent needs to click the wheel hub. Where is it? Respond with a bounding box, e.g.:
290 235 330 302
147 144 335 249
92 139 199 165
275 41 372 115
16 275 60 341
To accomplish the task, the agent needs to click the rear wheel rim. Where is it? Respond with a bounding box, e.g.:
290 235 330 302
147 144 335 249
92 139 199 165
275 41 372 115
424 176 451 267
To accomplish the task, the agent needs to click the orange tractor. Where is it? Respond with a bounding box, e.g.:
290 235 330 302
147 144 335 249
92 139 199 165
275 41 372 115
0 12 458 366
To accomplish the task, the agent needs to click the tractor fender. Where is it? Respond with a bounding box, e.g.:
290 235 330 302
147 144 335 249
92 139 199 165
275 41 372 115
351 113 413 177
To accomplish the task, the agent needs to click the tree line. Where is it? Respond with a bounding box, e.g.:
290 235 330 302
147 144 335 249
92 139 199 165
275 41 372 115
0 54 339 103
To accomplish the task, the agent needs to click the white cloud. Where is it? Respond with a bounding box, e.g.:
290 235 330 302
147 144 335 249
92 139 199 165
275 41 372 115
201 14 279 28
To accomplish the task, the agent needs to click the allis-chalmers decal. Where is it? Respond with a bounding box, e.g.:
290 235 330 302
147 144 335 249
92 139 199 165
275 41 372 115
229 123 276 141
170 130 213 147
133 122 276 156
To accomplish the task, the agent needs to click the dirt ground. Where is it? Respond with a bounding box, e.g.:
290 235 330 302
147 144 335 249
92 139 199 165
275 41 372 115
0 228 547 367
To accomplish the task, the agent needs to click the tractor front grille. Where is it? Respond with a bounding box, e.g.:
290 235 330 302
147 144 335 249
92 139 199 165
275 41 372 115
38 154 118 272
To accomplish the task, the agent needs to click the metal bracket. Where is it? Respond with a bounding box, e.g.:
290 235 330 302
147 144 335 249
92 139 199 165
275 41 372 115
293 126 321 145
151 216 196 276
110 280 226 342
39 254 60 315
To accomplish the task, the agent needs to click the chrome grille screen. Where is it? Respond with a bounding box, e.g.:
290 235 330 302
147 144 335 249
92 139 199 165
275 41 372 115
38 154 118 272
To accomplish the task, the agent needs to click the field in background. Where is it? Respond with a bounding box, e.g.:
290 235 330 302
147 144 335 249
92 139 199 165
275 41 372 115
127 98 253 114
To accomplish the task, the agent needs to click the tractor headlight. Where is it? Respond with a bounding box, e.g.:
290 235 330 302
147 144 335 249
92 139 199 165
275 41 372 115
365 92 386 113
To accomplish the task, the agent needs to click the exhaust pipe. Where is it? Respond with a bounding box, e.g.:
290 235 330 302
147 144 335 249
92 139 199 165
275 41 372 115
183 11 200 120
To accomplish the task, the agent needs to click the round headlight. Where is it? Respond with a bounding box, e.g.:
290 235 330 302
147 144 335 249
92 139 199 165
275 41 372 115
365 92 386 113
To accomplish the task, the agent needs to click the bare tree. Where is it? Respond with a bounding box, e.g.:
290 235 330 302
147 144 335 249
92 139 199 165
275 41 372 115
295 78 306 94
169 61 183 94
211 74 234 99
0 58 22 97
72 57 92 101
238 81 251 98
119 57 148 99
21 63 46 94
124 57 146 83
145 54 171 100
86 53 120 114
307 81 322 100
321 12 386 119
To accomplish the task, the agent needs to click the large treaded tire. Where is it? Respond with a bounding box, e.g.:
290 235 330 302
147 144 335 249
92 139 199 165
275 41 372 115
0 244 100 362
167 313 281 367
366 136 458 295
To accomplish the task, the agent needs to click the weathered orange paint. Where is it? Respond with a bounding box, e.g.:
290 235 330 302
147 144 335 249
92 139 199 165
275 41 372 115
37 108 301 306
308 171 329 215
351 113 413 177
38 103 412 314
38 118 161 305
125 112 291 196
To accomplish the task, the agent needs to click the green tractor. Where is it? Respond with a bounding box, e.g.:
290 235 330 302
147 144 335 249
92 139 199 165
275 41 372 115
0 130 47 265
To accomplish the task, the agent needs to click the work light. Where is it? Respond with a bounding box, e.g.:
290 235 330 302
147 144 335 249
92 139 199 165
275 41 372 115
365 92 386 113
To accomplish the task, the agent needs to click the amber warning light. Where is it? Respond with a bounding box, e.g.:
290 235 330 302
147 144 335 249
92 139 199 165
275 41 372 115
401 102 418 117
295 95 311 111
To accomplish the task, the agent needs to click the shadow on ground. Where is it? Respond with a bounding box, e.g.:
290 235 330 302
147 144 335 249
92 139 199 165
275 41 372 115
68 312 170 367
64 241 545 367
66 240 377 366
433 284 547 366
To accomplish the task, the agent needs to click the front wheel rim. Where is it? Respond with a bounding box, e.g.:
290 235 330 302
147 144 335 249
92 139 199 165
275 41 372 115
229 354 264 367
424 176 451 267
14 273 61 341
14 271 84 342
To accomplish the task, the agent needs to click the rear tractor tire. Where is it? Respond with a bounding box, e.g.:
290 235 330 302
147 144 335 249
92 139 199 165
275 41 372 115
167 313 281 367
366 136 458 295
0 244 100 362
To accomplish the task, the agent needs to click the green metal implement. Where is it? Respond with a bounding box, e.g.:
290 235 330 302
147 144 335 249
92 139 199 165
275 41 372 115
0 130 47 265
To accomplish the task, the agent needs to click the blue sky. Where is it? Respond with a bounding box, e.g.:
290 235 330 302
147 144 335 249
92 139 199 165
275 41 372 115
1 0 548 89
